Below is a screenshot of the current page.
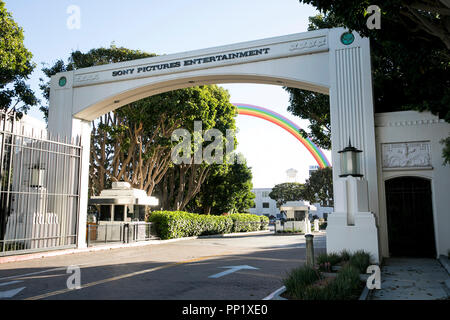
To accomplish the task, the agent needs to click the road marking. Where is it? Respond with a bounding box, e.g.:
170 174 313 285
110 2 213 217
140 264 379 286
208 265 259 279
0 281 25 299
0 267 66 281
0 280 23 287
0 287 26 299
24 253 231 300
15 274 67 280
0 262 92 282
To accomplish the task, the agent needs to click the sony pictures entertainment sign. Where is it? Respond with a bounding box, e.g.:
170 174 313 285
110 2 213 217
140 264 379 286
72 35 328 86
111 48 271 77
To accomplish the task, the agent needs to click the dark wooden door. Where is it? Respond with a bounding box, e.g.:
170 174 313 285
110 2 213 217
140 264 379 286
385 177 436 257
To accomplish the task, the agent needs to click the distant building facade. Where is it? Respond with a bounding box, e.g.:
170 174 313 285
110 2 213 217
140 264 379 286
249 187 333 219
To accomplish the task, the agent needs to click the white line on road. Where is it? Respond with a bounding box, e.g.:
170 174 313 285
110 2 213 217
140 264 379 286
208 265 259 279
0 280 23 287
0 263 92 282
0 287 26 299
0 281 25 299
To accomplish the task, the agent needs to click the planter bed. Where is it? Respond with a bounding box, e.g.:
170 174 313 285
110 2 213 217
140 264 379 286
279 250 376 300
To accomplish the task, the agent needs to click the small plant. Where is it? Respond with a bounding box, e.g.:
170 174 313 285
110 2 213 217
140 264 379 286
318 261 332 273
283 266 322 299
340 249 352 262
348 250 372 273
326 264 363 300
316 252 342 270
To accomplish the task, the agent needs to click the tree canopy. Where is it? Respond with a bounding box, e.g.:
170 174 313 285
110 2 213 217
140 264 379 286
0 0 37 115
269 182 305 208
302 167 333 207
186 154 255 215
286 1 450 162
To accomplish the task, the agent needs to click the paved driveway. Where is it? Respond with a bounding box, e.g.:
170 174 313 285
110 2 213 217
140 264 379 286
0 232 326 300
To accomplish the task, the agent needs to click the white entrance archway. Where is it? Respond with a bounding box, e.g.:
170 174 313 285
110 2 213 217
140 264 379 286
48 28 380 262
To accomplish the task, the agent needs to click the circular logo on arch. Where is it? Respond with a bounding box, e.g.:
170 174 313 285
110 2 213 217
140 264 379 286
59 77 67 87
340 32 355 45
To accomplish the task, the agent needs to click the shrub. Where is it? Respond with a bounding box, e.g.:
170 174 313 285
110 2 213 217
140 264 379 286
348 250 372 273
230 213 262 232
316 252 342 271
326 264 363 300
340 249 352 262
147 211 265 239
283 266 322 299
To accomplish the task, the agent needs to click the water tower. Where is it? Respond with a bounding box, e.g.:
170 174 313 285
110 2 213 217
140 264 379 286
286 168 298 182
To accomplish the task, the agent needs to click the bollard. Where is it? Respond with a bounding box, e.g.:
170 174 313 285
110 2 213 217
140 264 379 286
305 234 315 267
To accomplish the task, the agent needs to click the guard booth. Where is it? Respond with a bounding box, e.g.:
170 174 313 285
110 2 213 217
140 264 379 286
87 182 158 245
276 204 311 233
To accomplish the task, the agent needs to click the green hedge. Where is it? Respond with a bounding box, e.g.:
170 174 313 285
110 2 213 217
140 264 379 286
147 211 268 240
230 213 264 233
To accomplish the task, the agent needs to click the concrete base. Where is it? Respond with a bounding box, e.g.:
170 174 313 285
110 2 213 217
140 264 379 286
327 212 379 263
327 176 380 263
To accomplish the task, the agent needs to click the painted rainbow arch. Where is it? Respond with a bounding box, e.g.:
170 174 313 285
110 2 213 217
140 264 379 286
233 103 331 169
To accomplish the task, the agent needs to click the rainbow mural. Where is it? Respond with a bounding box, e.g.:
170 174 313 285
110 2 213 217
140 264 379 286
234 103 331 169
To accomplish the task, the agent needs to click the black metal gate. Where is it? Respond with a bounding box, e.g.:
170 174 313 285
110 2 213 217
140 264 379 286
0 111 82 256
385 176 436 258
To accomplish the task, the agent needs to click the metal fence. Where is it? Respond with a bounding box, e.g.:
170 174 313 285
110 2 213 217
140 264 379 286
86 222 157 247
0 111 82 256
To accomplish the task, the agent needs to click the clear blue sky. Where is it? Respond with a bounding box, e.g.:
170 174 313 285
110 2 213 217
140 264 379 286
4 0 331 187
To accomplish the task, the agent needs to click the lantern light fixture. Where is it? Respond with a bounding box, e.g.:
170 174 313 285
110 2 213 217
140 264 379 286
338 138 363 178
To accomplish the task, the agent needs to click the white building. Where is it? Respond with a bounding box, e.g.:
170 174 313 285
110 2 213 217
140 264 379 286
249 188 279 217
249 187 332 220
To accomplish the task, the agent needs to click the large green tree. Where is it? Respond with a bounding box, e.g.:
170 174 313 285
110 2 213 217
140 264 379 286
269 182 305 208
186 154 255 215
155 85 237 211
302 167 333 207
286 1 450 162
0 0 37 115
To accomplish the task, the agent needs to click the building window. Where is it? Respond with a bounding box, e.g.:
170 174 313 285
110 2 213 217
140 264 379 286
262 202 270 208
262 191 270 198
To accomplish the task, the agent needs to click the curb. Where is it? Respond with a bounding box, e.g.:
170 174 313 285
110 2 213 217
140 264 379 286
359 285 372 300
0 230 271 265
263 274 371 301
263 286 286 300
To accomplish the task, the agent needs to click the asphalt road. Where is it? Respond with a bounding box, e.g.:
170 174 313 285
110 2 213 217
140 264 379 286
0 232 326 300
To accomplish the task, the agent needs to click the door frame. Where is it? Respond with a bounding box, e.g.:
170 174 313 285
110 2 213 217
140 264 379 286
383 174 438 258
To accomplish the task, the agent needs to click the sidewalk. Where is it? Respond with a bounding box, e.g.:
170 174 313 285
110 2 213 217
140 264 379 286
0 230 272 265
370 257 450 300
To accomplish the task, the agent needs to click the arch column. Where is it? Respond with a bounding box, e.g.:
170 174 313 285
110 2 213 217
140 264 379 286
48 73 91 249
327 29 380 263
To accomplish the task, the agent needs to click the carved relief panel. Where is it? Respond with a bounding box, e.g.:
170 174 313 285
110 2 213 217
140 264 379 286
382 142 431 168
